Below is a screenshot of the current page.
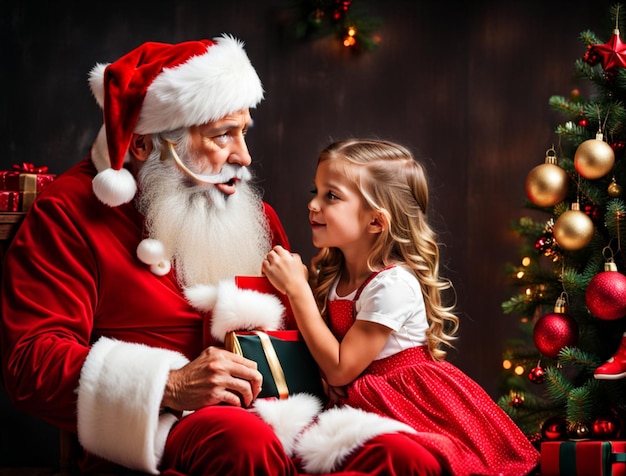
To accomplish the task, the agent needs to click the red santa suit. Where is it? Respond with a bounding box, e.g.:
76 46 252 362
0 155 290 472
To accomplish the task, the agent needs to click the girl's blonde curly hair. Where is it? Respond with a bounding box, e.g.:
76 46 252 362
310 138 459 360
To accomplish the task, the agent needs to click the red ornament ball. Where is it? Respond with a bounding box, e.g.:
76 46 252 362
586 270 626 320
509 394 524 408
533 312 578 359
591 416 621 440
541 416 568 441
528 366 545 384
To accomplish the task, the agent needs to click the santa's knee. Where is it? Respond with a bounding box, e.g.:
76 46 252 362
354 433 442 475
162 406 293 475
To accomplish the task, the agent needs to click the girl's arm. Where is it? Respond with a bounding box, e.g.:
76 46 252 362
263 246 391 386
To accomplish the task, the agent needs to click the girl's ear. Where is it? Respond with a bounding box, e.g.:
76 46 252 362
367 212 387 234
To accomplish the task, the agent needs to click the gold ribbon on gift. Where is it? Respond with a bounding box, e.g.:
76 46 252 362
225 330 290 399
20 174 38 211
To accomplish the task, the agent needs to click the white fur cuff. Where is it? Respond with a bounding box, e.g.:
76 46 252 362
295 406 416 474
185 279 286 342
252 393 323 456
77 337 189 474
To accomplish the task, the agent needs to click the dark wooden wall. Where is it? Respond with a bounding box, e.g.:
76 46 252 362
0 0 617 468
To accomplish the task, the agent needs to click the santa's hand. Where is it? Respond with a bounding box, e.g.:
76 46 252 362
162 346 262 410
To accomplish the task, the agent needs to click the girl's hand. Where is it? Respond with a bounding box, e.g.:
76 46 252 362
262 245 308 295
322 379 347 406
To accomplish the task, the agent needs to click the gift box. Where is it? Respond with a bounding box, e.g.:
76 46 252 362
0 162 56 211
541 440 626 476
0 191 22 212
225 329 325 400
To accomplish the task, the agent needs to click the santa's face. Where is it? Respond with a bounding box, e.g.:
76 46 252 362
178 109 253 196
136 111 271 288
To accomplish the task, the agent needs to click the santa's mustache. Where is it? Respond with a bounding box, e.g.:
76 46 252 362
164 140 252 186
194 163 252 185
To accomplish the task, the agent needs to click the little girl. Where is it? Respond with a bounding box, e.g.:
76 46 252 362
262 139 539 476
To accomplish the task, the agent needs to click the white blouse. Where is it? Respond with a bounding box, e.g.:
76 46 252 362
329 266 429 360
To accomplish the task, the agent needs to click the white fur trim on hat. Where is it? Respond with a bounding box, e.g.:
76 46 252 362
77 337 189 474
295 406 417 474
252 393 323 457
138 34 264 133
184 279 285 342
89 35 263 134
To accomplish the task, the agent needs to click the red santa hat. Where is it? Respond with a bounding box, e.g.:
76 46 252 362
88 34 264 207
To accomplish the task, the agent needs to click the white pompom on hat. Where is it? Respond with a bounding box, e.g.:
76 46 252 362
88 34 264 207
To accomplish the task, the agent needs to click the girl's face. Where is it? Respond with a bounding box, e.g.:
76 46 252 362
308 160 376 252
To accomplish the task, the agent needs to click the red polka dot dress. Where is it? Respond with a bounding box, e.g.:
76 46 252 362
326 266 539 476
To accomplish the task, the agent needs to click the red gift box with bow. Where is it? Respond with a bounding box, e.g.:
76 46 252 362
0 162 56 211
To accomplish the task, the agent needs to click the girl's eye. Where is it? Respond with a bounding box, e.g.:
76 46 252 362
310 188 318 195
326 191 339 200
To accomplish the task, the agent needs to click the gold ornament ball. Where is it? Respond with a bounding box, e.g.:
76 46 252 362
608 180 623 197
553 209 594 250
525 163 569 207
574 139 615 179
568 421 590 440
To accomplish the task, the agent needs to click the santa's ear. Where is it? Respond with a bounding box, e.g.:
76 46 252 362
129 133 152 161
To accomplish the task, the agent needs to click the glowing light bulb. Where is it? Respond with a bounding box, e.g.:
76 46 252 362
343 35 356 47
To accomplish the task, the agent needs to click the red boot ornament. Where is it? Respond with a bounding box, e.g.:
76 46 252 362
595 332 626 380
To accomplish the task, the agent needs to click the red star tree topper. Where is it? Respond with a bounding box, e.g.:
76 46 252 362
589 27 626 70
586 6 626 71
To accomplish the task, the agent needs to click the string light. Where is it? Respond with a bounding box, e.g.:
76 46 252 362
288 0 382 53
343 26 357 47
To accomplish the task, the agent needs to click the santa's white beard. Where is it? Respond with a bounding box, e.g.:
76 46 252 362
136 148 272 288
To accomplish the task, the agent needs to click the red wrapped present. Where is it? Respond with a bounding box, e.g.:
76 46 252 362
541 440 626 476
0 163 56 211
0 191 22 212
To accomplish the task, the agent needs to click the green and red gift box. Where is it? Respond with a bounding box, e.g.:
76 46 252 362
541 440 626 476
0 162 56 211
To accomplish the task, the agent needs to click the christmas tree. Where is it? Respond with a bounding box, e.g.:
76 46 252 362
499 3 626 445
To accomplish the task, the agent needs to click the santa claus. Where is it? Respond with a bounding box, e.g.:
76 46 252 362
0 36 442 475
